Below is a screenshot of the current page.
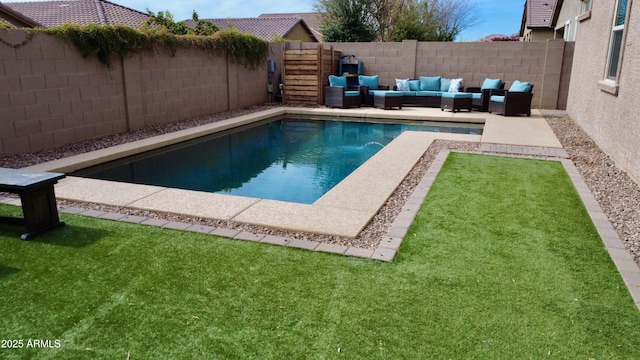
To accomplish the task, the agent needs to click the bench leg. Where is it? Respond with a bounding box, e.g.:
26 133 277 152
18 184 64 240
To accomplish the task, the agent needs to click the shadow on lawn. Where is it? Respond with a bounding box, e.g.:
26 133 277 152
0 223 24 239
0 264 19 279
29 224 109 248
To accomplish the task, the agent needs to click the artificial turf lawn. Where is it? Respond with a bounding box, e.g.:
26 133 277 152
1 152 640 359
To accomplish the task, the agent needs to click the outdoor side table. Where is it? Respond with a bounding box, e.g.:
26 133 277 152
0 167 66 240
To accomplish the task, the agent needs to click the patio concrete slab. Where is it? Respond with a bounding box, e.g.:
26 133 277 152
232 200 372 238
128 188 260 220
55 177 164 206
481 110 562 148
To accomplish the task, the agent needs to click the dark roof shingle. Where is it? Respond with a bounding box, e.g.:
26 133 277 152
526 0 559 28
188 17 317 42
3 0 148 28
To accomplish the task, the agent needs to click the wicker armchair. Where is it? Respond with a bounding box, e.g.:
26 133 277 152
466 78 504 112
324 75 361 108
488 81 534 117
325 87 361 108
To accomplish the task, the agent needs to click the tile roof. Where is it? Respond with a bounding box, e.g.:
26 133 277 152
525 0 559 28
259 12 323 41
2 0 149 28
188 17 317 42
0 2 42 27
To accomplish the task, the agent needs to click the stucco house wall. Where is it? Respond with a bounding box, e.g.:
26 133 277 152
567 1 640 183
555 0 587 40
285 24 316 42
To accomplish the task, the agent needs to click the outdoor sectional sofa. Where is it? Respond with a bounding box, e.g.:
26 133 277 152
392 76 465 107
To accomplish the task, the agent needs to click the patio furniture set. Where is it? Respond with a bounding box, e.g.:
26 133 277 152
325 75 534 116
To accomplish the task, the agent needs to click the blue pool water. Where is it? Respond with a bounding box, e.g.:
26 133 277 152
72 117 482 204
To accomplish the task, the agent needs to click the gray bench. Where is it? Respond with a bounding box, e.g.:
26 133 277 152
0 167 66 240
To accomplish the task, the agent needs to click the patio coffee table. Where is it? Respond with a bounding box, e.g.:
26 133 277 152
0 167 66 240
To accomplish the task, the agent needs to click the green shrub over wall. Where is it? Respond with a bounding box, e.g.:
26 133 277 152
38 24 269 70
0 19 16 29
43 24 154 68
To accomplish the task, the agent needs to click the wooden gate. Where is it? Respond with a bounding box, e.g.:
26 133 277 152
282 44 340 105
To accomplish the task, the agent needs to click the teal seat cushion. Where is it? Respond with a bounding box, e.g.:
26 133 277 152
416 90 441 97
509 80 532 92
471 93 482 100
408 80 420 91
481 78 503 90
442 92 472 99
372 90 403 97
329 75 347 89
419 76 441 91
344 90 360 97
359 75 379 89
490 95 505 102
402 91 417 97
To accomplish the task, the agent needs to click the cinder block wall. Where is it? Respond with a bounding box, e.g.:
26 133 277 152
123 48 230 130
1 31 129 155
0 30 270 156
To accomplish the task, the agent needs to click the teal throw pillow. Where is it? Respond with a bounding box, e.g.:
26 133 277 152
440 78 452 92
358 75 379 89
329 75 347 89
509 80 532 92
419 76 441 91
408 80 420 91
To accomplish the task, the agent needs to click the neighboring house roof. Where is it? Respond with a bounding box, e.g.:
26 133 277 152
521 0 562 31
2 0 149 28
188 17 318 42
259 12 323 41
0 2 42 27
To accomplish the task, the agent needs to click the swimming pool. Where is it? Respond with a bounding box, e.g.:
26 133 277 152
72 117 482 204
